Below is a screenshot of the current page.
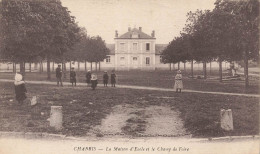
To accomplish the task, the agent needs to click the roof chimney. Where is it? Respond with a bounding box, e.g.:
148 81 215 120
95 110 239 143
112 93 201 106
128 27 131 32
151 30 155 37
139 27 142 32
115 30 118 37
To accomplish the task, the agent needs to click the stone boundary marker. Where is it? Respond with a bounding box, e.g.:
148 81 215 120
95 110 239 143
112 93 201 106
0 131 258 142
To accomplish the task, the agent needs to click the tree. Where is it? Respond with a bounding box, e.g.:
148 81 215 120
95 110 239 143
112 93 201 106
0 0 80 79
85 36 109 71
214 0 259 87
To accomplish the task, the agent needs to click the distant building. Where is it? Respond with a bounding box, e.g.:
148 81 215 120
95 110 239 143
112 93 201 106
100 27 169 70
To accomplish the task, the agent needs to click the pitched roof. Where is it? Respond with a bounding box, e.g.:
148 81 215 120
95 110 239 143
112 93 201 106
155 44 168 54
106 44 115 55
116 28 155 39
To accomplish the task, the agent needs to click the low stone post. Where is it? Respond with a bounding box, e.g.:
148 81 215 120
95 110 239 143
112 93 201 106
220 109 234 131
50 106 63 130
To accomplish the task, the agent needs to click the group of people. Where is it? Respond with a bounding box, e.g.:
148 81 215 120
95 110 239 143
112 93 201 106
85 70 117 89
55 64 117 90
14 67 183 105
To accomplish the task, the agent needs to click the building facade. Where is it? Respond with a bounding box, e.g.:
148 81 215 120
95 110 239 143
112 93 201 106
100 27 169 71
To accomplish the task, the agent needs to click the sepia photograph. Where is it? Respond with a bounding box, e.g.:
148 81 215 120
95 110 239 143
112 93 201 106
0 0 259 153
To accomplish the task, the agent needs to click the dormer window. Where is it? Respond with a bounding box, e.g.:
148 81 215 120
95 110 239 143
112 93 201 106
132 33 138 38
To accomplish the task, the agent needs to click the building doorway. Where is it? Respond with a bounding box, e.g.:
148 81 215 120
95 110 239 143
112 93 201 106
132 57 138 68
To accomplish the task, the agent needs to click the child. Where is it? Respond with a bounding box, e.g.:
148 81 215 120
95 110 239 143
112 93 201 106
91 73 98 90
174 70 183 93
111 70 116 87
103 71 109 87
70 67 76 86
86 70 91 86
14 73 27 105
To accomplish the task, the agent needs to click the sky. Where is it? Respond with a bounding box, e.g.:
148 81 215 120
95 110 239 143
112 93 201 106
60 0 216 44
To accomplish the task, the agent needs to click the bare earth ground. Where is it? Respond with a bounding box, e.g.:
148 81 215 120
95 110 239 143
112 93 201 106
91 104 187 137
0 80 258 138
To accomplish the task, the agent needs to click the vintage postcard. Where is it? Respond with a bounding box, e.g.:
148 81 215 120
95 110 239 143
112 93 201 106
0 0 259 153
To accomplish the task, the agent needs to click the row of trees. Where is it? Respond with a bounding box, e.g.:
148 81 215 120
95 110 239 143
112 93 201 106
162 0 259 87
0 0 109 80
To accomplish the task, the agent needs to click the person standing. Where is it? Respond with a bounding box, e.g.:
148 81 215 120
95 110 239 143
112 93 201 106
103 71 109 87
14 73 27 105
70 67 76 86
56 64 63 86
111 70 116 87
174 70 183 93
86 70 91 86
91 73 98 90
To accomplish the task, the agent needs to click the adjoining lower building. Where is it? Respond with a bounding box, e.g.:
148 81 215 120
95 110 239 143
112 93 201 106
100 27 169 71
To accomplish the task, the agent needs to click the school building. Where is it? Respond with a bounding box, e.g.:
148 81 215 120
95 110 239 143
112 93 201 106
100 27 170 71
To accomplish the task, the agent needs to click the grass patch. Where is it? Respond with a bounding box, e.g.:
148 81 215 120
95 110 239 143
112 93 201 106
0 71 259 94
0 82 258 137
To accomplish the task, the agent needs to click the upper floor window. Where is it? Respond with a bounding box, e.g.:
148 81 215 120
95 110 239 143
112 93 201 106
146 43 150 51
120 43 125 51
106 56 110 63
146 57 150 65
133 43 138 51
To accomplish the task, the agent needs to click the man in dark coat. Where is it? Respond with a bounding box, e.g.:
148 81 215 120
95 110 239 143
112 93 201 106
86 70 91 85
14 73 27 105
111 70 116 87
56 64 63 86
70 67 76 86
103 71 109 87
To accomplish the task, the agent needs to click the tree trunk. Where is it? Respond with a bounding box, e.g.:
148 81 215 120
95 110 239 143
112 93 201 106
95 62 97 72
178 62 180 70
173 63 175 70
52 62 55 72
47 56 51 80
13 62 16 73
99 62 101 71
184 62 186 72
64 63 66 71
210 61 212 75
24 62 26 73
41 61 44 73
219 59 223 82
84 60 87 71
203 61 207 79
62 62 64 72
70 61 71 71
39 62 41 73
169 63 171 71
29 63 31 72
78 61 80 71
244 51 249 88
19 62 25 76
191 60 194 78
62 62 66 79
91 62 93 71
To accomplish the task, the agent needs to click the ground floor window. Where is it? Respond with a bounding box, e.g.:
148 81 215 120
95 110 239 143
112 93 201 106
106 56 110 63
146 57 150 65
160 56 163 63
